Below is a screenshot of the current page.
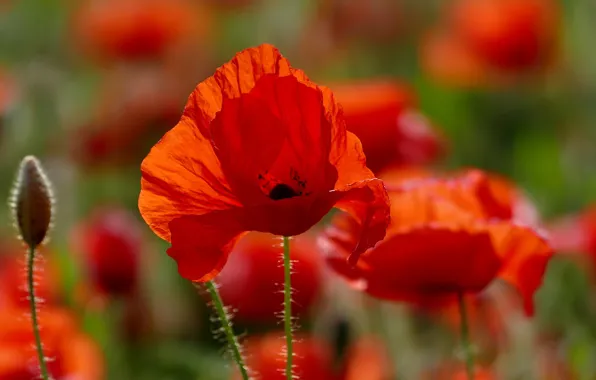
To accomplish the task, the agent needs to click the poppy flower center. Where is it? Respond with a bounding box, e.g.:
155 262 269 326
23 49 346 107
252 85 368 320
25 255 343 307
269 183 300 200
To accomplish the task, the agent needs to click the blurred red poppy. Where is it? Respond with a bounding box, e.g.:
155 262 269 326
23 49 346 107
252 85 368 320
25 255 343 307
217 232 322 324
550 206 596 253
70 66 190 167
340 336 392 380
322 170 552 315
0 308 103 380
0 69 16 144
74 0 209 62
316 0 404 42
234 333 390 380
421 0 558 87
548 205 596 277
139 44 390 282
450 0 559 72
71 206 142 297
237 334 336 380
420 30 490 88
0 245 61 310
331 81 445 173
422 364 496 379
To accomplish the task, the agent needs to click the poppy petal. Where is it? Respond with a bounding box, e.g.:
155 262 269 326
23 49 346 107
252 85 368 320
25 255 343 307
184 44 312 136
326 224 502 304
488 222 553 316
167 210 248 281
210 73 338 203
139 118 240 242
331 131 390 264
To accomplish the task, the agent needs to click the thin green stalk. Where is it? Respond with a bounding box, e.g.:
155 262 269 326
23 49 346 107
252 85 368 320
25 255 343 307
458 292 474 380
283 236 293 380
28 246 50 380
205 281 250 380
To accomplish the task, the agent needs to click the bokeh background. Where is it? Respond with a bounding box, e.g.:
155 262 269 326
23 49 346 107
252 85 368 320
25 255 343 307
1 0 596 378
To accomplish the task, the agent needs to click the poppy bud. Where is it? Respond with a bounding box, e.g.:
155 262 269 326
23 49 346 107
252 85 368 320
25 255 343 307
10 156 54 248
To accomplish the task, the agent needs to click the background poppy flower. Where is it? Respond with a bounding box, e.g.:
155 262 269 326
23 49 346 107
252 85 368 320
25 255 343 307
449 0 559 72
73 0 209 62
322 170 552 315
236 334 337 380
0 308 103 380
139 44 389 282
331 80 445 173
69 65 195 168
71 206 143 297
233 333 390 380
217 232 323 324
0 245 61 310
315 0 405 43
419 30 492 88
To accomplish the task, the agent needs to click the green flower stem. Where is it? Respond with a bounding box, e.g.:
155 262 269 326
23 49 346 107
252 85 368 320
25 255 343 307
28 245 50 380
458 292 474 380
283 236 293 380
205 281 250 380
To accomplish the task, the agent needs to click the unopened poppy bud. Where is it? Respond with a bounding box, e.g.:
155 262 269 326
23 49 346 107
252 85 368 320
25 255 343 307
10 155 54 248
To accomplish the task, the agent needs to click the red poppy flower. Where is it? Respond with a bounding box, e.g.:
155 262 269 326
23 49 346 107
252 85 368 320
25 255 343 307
0 308 103 380
74 0 209 62
340 336 392 380
422 364 496 380
548 206 596 278
217 232 322 324
139 44 390 282
71 206 142 297
0 69 16 145
236 334 336 380
331 81 445 173
233 334 390 380
450 0 559 72
69 66 191 167
420 30 491 88
316 0 404 42
0 245 60 310
322 170 552 315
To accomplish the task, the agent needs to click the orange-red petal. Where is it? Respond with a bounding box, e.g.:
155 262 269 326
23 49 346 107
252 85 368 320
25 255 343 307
167 210 248 281
488 222 553 315
139 117 240 242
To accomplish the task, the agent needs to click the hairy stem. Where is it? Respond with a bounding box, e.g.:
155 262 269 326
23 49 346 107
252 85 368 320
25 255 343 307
283 236 293 380
205 281 250 380
28 246 50 380
458 292 474 380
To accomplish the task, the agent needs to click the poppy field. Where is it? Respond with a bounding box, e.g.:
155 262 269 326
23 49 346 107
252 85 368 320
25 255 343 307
1 0 596 379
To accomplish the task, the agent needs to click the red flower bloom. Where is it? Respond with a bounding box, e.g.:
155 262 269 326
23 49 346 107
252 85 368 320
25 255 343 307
139 44 390 282
0 69 16 145
420 30 491 88
74 0 209 62
450 0 559 72
0 245 60 310
331 81 445 173
548 206 596 279
217 232 322 324
322 170 552 315
340 337 392 380
0 308 103 380
238 334 336 380
422 364 496 380
549 206 596 255
316 0 405 42
69 66 191 168
233 334 390 380
71 206 142 297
